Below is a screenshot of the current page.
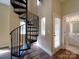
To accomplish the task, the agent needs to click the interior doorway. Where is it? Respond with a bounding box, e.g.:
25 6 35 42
62 15 79 54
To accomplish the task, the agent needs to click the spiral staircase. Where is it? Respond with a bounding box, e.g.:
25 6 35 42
10 0 39 59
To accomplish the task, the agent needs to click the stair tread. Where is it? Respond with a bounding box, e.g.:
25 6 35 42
27 30 38 32
11 2 26 9
27 34 38 36
14 11 25 15
27 39 37 43
27 26 37 28
14 8 26 11
19 17 26 19
15 0 26 4
12 1 26 7
28 23 34 25
19 13 26 17
14 11 25 13
27 28 38 30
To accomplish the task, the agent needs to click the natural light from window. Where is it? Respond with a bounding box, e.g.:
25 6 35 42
0 0 10 6
41 17 45 36
0 50 10 55
54 17 60 48
20 22 26 34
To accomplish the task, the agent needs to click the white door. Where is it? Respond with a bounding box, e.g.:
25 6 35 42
54 17 61 50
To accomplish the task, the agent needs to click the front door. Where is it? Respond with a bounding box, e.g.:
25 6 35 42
54 17 61 51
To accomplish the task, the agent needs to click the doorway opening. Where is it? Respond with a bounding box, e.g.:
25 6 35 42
62 14 79 54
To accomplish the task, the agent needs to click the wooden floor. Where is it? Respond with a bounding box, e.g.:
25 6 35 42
18 43 51 59
0 43 79 59
53 49 79 59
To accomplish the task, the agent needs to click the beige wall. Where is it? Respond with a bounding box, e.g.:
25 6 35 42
0 4 20 48
28 0 38 15
0 0 37 48
10 6 20 32
62 0 79 16
9 6 20 47
0 4 10 48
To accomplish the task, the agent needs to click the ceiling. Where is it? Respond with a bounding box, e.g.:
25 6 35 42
59 0 65 2
0 0 10 6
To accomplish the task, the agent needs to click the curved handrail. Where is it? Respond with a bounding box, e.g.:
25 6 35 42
10 24 25 34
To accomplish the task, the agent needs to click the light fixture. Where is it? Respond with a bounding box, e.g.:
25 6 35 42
37 0 41 6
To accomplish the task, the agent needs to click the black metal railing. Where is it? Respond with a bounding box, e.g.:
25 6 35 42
10 24 30 57
10 0 39 58
10 18 39 58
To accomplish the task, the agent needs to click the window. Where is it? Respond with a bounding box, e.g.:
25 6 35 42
70 22 79 33
54 17 61 48
41 17 45 36
20 21 26 34
66 16 79 33
73 23 79 33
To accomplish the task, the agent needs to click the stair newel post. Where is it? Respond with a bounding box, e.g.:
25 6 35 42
19 27 20 56
11 33 13 59
10 0 12 58
22 25 24 51
30 21 31 45
25 0 28 46
17 28 19 56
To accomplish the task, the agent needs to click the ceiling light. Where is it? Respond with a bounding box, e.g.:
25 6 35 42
37 0 41 6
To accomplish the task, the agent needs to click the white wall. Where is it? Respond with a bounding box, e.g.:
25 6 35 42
38 0 52 56
28 0 53 56
51 0 62 54
26 0 52 56
37 0 61 56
